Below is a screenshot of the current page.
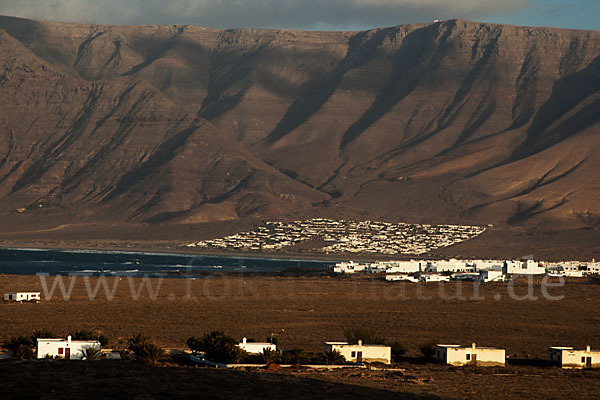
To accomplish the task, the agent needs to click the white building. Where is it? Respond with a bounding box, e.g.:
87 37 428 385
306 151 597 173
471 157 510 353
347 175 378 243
333 261 368 274
4 292 41 302
504 260 545 275
324 340 391 364
428 260 474 273
587 261 600 275
546 266 585 278
436 343 505 367
549 346 600 369
420 274 450 282
237 337 276 354
386 274 419 283
451 273 480 281
36 335 100 360
478 270 505 282
474 260 504 272
379 260 422 274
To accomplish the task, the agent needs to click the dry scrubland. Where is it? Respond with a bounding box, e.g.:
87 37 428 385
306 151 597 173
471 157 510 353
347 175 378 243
2 274 600 399
1 274 599 356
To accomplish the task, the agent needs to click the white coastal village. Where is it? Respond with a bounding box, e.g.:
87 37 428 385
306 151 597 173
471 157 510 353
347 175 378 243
187 218 486 255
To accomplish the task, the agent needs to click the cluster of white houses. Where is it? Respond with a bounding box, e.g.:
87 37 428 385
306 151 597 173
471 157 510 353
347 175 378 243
332 258 600 282
436 343 600 369
187 218 485 255
3 333 597 369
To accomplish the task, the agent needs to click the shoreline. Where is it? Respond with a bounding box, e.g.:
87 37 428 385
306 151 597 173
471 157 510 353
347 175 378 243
0 244 348 263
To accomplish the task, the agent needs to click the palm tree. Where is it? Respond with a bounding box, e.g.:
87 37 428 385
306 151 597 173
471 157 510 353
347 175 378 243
31 329 55 344
126 333 169 365
4 336 34 359
344 328 385 345
187 331 244 363
141 343 169 365
261 348 280 364
119 350 135 362
82 347 102 360
324 349 346 365
71 329 95 340
127 333 152 359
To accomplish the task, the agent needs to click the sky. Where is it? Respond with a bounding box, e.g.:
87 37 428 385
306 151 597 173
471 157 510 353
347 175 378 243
0 0 597 31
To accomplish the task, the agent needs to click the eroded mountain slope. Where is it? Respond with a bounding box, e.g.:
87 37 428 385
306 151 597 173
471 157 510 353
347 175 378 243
0 16 599 228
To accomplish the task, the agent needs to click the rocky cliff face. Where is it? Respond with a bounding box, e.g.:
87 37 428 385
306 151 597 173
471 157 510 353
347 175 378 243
0 16 599 229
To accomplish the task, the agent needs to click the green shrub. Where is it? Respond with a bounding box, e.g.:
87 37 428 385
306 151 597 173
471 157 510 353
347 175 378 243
391 341 407 361
419 340 437 359
282 348 309 365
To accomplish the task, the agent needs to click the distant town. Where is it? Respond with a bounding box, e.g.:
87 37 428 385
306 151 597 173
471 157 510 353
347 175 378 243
186 218 486 255
330 258 600 283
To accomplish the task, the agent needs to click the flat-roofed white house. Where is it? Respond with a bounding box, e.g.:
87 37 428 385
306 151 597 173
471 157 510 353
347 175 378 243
36 335 100 360
4 292 41 302
549 346 600 368
237 337 276 354
324 340 391 364
504 260 545 275
436 343 505 367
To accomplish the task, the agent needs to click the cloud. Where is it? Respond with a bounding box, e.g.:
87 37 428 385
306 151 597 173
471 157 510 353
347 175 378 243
0 0 530 30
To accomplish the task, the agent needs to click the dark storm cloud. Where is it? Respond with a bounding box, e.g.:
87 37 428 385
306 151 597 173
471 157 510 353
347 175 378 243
0 0 530 29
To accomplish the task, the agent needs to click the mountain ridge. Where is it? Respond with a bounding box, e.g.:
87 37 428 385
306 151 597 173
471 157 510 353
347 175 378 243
1 15 599 231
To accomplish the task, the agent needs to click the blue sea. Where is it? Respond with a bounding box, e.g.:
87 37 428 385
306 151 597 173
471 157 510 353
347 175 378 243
0 248 336 277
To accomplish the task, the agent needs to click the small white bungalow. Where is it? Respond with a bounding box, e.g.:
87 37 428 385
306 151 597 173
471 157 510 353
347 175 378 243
436 343 505 367
36 335 100 360
549 346 600 369
237 337 276 354
4 292 41 302
324 340 391 364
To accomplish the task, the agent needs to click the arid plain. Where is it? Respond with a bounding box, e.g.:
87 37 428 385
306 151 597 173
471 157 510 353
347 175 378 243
1 274 600 399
